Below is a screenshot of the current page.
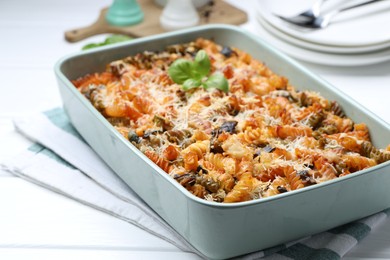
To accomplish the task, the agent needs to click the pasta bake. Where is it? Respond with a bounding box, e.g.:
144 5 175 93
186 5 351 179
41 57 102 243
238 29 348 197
72 38 390 203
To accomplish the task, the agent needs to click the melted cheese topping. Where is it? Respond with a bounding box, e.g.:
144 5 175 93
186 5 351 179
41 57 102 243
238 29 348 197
72 38 390 203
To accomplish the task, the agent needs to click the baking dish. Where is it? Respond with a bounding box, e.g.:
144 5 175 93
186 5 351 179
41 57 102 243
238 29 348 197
54 24 390 259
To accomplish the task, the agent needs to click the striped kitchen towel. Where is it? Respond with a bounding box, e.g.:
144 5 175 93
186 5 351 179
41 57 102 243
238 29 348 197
1 108 389 260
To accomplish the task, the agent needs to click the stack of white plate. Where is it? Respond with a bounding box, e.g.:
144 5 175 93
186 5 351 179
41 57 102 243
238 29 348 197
254 0 390 66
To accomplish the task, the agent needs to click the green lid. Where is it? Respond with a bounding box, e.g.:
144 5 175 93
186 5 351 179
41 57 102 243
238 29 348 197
106 0 144 26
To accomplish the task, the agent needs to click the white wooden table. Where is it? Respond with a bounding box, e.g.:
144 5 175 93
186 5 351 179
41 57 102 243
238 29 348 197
1 1 389 259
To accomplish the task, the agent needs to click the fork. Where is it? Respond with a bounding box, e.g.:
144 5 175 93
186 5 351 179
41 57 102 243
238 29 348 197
279 0 328 24
275 0 386 29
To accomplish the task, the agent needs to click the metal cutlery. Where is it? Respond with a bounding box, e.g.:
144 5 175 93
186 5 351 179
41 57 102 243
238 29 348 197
275 0 386 29
277 0 328 24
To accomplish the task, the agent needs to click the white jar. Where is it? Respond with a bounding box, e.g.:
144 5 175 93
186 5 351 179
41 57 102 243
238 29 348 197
160 0 200 31
155 0 210 8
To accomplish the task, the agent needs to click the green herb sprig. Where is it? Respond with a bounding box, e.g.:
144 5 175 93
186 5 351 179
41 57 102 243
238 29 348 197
168 50 229 93
82 35 132 50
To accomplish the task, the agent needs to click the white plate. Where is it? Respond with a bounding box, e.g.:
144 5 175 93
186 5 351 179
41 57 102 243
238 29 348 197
256 9 390 54
257 0 390 47
253 14 390 66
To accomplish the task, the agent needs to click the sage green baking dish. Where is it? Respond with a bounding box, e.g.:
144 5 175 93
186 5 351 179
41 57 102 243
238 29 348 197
54 24 390 259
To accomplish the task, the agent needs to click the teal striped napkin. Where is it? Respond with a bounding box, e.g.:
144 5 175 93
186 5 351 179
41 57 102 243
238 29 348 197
2 108 389 260
250 209 389 259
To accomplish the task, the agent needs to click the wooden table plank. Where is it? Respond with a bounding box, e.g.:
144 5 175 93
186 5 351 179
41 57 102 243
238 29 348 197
0 178 187 253
0 248 200 260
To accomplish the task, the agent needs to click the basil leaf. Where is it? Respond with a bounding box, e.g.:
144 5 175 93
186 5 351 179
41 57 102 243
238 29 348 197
193 50 210 79
203 73 229 93
182 78 201 91
167 50 229 93
168 59 194 84
82 43 102 50
82 34 132 50
104 34 132 44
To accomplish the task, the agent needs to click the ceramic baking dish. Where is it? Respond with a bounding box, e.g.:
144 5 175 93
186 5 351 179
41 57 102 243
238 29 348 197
54 25 390 259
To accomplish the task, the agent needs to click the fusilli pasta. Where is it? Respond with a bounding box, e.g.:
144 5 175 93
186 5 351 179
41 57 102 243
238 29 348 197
73 38 390 203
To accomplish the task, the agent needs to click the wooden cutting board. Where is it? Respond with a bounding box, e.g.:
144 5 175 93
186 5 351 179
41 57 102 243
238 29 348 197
65 0 247 42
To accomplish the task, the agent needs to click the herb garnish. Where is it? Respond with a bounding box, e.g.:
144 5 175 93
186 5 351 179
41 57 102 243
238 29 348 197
82 35 132 50
168 50 229 93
